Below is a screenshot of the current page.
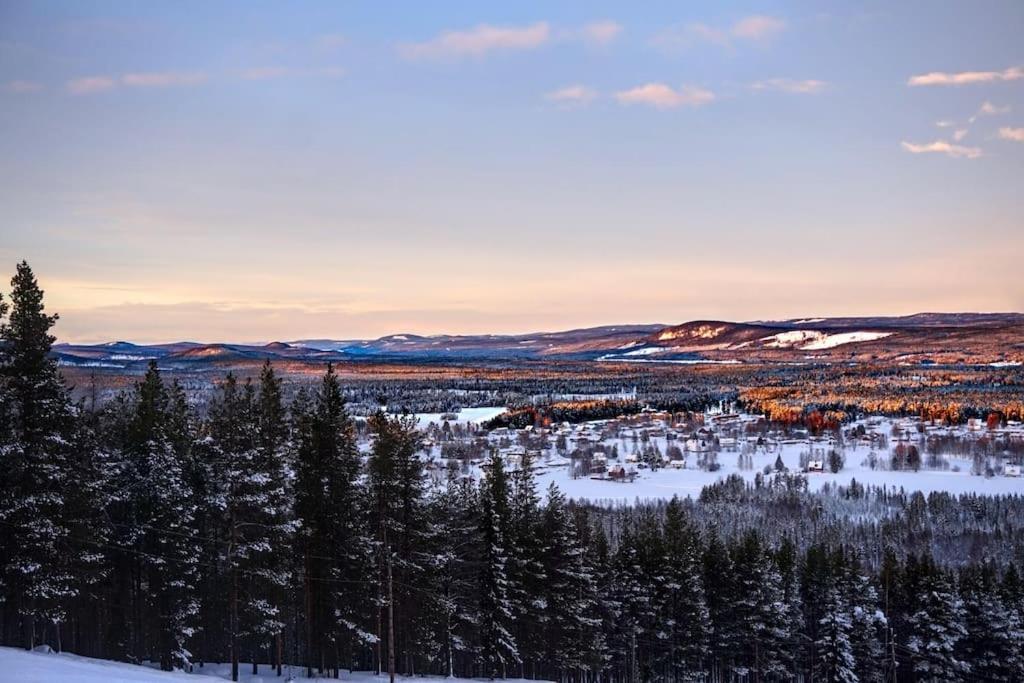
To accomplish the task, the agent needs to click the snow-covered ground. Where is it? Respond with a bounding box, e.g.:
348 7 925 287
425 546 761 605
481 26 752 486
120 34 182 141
0 647 544 683
528 443 1024 503
420 411 1024 503
410 406 506 427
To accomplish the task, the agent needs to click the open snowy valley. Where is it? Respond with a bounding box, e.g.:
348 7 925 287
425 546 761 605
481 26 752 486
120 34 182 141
409 406 1024 501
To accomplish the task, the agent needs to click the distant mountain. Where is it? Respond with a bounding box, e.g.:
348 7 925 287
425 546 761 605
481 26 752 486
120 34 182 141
53 313 1024 370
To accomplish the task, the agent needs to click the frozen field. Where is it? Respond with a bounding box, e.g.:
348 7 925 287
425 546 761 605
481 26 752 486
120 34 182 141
410 406 507 426
528 442 1024 503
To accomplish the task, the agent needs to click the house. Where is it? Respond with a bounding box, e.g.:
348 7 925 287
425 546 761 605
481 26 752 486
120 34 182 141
807 460 825 473
1005 464 1022 477
624 452 640 463
668 459 686 469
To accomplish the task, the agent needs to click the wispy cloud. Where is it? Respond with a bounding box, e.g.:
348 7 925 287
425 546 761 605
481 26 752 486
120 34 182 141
66 76 116 95
615 83 714 109
751 78 828 94
545 84 598 107
731 15 787 40
901 140 982 159
908 65 1023 87
653 15 786 51
566 20 623 46
999 127 1024 142
400 22 550 60
952 129 968 142
122 71 207 87
978 101 1010 116
3 79 43 93
68 71 207 94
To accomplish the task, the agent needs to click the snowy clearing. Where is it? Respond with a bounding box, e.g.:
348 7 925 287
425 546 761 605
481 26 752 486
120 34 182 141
408 406 506 427
427 412 1024 503
799 331 892 350
0 647 547 683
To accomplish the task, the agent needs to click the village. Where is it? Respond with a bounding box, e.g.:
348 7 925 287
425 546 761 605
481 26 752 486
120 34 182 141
392 404 1024 501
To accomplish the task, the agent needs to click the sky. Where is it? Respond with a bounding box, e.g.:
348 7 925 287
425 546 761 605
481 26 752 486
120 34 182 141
1 1 1022 344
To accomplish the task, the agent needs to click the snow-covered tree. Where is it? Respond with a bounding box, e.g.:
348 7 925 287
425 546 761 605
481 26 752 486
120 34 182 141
0 262 77 650
476 452 518 677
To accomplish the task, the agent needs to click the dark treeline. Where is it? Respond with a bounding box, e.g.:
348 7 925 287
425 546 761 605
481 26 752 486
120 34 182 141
3 260 1024 682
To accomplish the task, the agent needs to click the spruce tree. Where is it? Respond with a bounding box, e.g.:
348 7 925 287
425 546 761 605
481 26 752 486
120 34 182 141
0 261 77 650
476 452 518 677
959 564 1024 681
814 586 857 683
366 410 425 675
661 497 710 679
539 483 602 678
507 451 546 675
293 365 370 676
904 559 969 682
118 361 200 670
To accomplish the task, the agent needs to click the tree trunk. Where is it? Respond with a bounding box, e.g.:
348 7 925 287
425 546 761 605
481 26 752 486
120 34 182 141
387 535 396 683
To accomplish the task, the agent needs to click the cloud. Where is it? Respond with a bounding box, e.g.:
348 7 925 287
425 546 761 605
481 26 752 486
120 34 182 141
935 120 954 128
121 71 207 87
400 22 550 60
952 129 968 142
731 15 787 40
615 83 714 109
572 20 622 46
978 101 1010 116
999 127 1024 142
908 65 1023 86
4 79 43 93
751 78 828 94
67 71 207 94
653 15 786 50
545 84 598 106
66 76 116 95
901 140 982 159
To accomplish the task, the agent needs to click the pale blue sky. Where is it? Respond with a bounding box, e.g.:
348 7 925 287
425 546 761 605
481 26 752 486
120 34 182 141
1 1 1022 343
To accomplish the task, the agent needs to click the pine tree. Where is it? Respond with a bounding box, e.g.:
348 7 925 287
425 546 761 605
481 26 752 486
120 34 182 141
115 361 200 670
701 533 735 678
539 483 602 679
0 262 77 650
904 559 969 682
246 361 294 676
507 451 546 676
958 564 1024 682
728 531 792 680
661 497 710 679
293 365 371 676
365 410 425 675
204 368 294 679
476 452 518 677
815 585 858 683
62 401 113 658
422 477 479 677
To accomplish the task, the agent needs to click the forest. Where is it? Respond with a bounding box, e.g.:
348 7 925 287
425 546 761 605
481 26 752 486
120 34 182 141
2 260 1024 683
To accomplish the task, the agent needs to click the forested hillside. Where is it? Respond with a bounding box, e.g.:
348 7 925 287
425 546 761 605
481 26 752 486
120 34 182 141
2 261 1024 682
